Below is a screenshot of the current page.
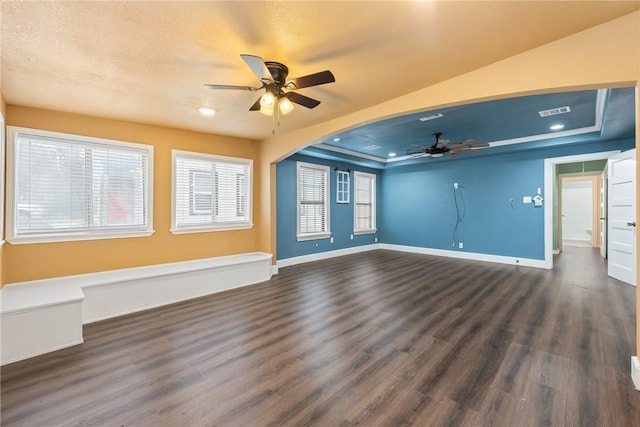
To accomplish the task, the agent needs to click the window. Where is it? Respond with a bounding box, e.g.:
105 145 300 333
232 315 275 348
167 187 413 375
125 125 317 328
172 150 252 233
354 171 376 234
336 170 350 203
6 127 153 244
297 162 330 241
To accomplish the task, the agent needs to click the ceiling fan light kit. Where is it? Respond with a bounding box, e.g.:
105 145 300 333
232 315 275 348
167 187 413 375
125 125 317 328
205 54 335 132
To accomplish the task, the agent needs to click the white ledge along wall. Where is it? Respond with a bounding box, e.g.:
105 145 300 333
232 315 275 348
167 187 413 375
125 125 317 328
257 11 640 380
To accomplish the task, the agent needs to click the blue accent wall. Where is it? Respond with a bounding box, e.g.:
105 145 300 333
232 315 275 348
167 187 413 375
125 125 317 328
276 154 382 260
380 139 635 260
277 139 633 262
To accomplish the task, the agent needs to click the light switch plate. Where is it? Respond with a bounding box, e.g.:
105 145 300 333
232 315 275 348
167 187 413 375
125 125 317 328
523 196 532 204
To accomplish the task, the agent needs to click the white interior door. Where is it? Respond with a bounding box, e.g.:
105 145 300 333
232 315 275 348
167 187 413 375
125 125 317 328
607 149 636 286
600 168 608 258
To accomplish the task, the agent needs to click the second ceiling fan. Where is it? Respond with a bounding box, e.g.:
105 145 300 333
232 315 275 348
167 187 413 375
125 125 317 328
406 132 490 158
205 54 335 117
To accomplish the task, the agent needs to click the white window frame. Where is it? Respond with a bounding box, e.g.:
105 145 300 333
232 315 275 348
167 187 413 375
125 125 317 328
171 150 253 234
6 126 154 244
0 113 5 247
353 171 377 235
336 170 350 204
297 161 331 241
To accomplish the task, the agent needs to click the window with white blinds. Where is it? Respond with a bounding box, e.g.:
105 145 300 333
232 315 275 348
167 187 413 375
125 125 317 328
354 171 376 234
7 127 153 244
297 162 331 241
172 150 252 233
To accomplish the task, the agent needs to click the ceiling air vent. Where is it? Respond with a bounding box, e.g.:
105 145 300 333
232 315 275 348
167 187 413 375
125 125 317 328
363 144 381 151
538 106 571 117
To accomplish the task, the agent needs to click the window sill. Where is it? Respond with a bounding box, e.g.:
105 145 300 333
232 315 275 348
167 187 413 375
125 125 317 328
7 229 155 245
354 229 377 235
297 232 332 242
170 223 254 234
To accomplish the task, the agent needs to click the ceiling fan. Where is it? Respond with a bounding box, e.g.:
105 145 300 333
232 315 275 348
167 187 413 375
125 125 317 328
205 54 335 118
406 132 490 158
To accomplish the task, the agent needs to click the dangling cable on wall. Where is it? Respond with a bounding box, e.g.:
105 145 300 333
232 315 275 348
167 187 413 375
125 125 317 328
453 184 465 247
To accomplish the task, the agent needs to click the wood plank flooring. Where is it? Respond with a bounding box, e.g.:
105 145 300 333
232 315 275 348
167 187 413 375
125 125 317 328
2 247 639 426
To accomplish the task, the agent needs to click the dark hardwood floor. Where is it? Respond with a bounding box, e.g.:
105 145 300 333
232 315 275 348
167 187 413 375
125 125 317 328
2 247 639 426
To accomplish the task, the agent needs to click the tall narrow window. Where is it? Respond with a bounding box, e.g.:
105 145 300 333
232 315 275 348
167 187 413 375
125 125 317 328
354 171 376 234
7 127 153 244
297 162 331 241
172 150 252 233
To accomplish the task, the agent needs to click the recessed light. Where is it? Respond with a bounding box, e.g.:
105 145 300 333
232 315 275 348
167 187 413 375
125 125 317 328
550 124 565 131
419 113 444 122
198 107 216 117
388 152 397 157
333 137 341 142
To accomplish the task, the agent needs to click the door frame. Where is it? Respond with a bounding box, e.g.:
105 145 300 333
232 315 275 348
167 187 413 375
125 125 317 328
544 150 620 269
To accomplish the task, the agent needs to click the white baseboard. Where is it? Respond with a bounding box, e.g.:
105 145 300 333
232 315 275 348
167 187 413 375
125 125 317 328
379 243 549 269
277 244 381 268
632 357 640 390
1 252 273 365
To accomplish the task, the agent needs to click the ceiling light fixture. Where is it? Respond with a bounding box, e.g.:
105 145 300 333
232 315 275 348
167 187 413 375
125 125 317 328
550 123 565 130
333 137 341 142
198 107 216 117
419 113 444 122
259 91 294 116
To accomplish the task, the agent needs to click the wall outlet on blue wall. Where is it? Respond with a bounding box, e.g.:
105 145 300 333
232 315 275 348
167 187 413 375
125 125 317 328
330 237 334 243
459 242 464 249
350 234 353 240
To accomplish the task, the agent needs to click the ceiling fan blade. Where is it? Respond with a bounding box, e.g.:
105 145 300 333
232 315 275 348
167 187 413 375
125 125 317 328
406 146 429 155
470 142 490 148
249 96 262 111
410 152 431 159
287 70 335 89
285 92 321 109
241 54 274 83
436 138 450 148
204 84 261 91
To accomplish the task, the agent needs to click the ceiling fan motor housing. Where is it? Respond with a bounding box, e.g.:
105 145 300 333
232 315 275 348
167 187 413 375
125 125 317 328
265 62 289 86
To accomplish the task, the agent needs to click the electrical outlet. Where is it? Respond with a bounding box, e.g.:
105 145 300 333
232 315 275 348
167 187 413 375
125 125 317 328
452 242 456 247
315 242 319 248
454 182 459 189
375 237 378 243
459 242 464 249
330 237 334 243
350 234 354 240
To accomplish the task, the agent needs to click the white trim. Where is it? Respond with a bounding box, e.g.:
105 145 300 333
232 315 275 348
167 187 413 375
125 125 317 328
277 244 381 268
6 126 154 244
543 150 620 270
296 232 332 241
1 252 273 364
315 143 386 163
7 229 155 245
271 265 279 275
170 223 253 234
632 357 640 390
296 161 331 241
380 243 549 269
171 149 253 233
353 171 377 234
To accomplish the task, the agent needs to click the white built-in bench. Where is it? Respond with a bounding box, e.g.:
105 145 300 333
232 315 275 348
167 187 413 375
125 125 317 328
0 252 273 365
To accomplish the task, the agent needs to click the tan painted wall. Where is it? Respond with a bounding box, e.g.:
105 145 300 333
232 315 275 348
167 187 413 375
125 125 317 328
257 12 640 350
258 11 640 258
3 106 260 283
1 94 6 286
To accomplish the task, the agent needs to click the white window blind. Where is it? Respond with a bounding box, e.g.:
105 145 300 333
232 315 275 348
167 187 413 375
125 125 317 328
297 162 330 240
354 171 376 234
172 150 252 233
8 127 153 243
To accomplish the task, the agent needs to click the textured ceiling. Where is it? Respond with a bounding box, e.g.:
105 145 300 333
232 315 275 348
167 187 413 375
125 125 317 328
2 1 639 141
